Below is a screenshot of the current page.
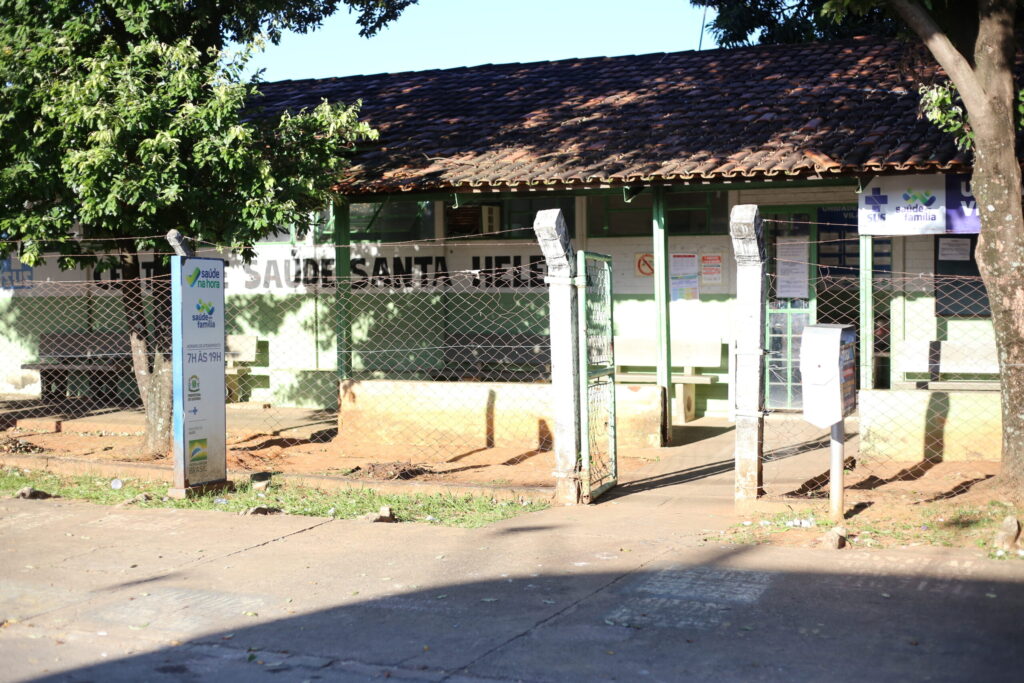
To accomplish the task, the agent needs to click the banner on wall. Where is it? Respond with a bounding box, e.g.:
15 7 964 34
858 174 979 236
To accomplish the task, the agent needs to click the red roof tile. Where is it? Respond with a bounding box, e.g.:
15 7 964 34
255 37 970 195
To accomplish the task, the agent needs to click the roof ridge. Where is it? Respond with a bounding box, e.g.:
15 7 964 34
260 35 900 87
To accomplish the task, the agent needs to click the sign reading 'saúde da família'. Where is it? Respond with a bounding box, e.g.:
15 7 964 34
858 174 980 236
171 257 227 491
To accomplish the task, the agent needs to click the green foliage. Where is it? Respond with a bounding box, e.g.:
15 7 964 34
691 0 899 48
704 0 1022 153
0 467 548 527
0 0 413 269
919 82 974 150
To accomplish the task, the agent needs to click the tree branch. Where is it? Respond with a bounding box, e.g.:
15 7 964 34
887 0 993 126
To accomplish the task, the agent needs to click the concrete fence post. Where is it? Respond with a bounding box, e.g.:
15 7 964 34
729 205 766 506
533 209 582 505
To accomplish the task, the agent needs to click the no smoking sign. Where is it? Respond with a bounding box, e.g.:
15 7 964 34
634 252 654 277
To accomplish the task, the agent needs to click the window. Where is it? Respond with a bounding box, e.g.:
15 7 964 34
587 192 652 237
349 199 433 242
444 196 575 239
587 189 728 237
504 196 575 238
665 189 729 235
935 235 990 317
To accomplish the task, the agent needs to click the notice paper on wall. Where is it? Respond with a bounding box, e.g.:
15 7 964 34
701 253 723 284
670 253 700 301
938 237 972 261
776 238 809 298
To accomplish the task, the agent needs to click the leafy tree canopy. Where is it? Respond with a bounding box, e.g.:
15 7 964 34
690 0 900 47
0 0 416 270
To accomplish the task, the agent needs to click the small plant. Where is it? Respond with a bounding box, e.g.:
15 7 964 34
0 468 547 528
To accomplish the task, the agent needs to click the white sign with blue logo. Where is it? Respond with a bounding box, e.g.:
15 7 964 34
858 175 946 235
172 256 227 489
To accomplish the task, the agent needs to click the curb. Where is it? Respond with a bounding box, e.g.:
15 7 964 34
0 453 555 504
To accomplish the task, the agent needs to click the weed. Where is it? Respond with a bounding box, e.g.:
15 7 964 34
0 468 547 528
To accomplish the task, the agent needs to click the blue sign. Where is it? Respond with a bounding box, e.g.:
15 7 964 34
945 174 980 234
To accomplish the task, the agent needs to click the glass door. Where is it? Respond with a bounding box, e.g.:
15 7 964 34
763 209 817 411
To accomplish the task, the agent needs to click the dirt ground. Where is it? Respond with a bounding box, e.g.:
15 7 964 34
730 458 1021 553
1 427 649 489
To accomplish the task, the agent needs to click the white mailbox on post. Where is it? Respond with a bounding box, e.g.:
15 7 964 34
800 323 857 521
800 324 857 429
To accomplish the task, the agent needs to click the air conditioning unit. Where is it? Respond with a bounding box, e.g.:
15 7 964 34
480 205 501 233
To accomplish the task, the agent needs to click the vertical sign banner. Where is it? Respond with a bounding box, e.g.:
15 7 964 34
172 256 227 490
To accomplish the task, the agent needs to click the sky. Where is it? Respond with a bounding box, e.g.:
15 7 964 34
248 0 718 82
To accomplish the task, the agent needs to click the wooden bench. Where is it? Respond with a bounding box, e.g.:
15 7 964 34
21 332 132 400
897 338 999 389
225 335 259 402
430 333 551 382
614 336 723 423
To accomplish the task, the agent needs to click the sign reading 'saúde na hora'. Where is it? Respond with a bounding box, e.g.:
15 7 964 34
859 174 980 236
172 256 227 490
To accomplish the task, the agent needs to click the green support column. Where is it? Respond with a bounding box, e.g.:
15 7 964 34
652 186 673 444
332 198 352 382
859 234 874 388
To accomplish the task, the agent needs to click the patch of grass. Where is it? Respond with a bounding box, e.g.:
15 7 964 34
0 468 548 528
724 500 1019 554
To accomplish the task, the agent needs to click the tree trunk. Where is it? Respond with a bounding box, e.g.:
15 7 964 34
972 133 1024 488
965 0 1024 490
120 254 173 457
890 0 1024 490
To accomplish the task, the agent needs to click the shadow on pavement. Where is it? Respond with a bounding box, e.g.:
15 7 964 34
609 458 735 497
31 546 1024 682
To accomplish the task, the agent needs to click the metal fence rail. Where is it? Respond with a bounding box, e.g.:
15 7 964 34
761 265 1002 498
1 265 553 471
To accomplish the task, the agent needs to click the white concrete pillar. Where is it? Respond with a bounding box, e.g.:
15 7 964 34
729 205 767 505
533 209 581 504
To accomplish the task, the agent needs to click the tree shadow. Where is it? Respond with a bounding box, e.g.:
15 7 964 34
851 391 950 491
29 546 1024 682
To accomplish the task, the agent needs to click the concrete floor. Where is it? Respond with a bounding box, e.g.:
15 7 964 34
2 446 1022 682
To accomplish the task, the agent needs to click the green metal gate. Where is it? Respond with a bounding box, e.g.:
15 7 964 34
577 251 617 502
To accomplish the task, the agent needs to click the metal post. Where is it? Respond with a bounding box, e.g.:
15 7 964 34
332 198 352 381
858 234 874 388
729 205 767 506
830 420 845 521
534 208 582 504
652 186 673 444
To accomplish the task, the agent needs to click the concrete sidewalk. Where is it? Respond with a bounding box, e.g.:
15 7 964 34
2 452 1023 682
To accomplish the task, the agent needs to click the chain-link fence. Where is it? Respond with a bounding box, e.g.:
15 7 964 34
1 261 557 485
0 276 172 423
761 257 1001 498
578 252 616 500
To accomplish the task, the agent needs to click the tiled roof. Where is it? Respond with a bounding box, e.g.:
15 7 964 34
255 37 968 195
